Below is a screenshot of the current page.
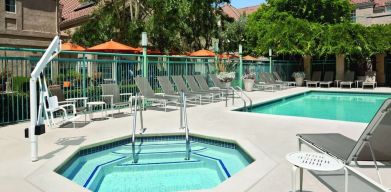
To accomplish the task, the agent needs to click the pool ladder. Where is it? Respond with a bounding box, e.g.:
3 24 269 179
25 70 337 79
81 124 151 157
180 92 191 160
227 86 253 111
131 93 144 163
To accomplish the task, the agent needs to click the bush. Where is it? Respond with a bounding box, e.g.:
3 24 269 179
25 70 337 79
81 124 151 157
12 76 30 93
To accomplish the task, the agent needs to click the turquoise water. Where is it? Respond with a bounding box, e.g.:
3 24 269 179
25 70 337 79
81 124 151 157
58 137 252 192
249 91 391 123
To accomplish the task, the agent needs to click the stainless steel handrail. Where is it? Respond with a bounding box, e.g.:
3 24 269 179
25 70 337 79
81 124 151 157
180 92 191 160
229 87 247 111
235 86 253 111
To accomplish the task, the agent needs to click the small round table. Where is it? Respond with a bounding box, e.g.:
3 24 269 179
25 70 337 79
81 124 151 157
286 151 348 192
87 101 107 120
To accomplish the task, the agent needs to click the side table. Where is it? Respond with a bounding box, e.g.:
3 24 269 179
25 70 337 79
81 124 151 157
87 101 107 120
286 151 348 192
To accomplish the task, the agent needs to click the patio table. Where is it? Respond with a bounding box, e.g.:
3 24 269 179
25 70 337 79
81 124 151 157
286 151 348 192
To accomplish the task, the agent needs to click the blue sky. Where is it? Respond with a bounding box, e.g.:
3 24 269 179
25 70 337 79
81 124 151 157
231 0 265 8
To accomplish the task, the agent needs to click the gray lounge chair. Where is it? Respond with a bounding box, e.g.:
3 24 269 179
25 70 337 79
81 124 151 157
298 98 391 183
319 71 334 88
273 71 296 87
172 76 216 103
362 71 377 89
306 71 322 88
209 74 226 89
258 72 283 91
184 75 222 97
156 76 200 104
134 77 179 112
340 71 355 88
101 84 133 117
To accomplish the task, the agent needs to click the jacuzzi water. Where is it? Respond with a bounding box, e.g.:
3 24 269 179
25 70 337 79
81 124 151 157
57 136 253 192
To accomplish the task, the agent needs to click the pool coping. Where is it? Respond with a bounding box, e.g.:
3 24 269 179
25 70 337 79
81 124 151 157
25 132 277 192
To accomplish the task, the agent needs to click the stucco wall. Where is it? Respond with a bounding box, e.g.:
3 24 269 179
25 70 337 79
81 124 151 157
0 0 58 48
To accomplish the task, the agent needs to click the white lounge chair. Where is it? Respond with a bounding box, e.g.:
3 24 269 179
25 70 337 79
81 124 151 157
362 71 377 89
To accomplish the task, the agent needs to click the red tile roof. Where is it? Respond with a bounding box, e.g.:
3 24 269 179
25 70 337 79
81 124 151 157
222 4 260 20
350 0 390 7
238 5 260 16
222 4 241 20
59 0 95 29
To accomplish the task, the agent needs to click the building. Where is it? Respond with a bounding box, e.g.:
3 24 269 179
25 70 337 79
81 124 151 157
351 0 391 25
59 0 95 35
222 4 260 20
0 0 59 48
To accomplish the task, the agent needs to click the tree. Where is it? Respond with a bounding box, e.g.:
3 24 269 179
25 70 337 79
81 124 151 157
220 16 247 53
72 0 230 52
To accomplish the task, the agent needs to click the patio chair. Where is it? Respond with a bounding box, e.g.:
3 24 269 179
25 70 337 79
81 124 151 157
273 71 296 87
297 98 391 183
306 71 322 88
134 76 179 112
319 71 334 88
156 76 200 104
172 76 216 103
362 71 377 89
340 71 355 88
184 75 222 97
259 72 283 91
48 85 87 125
44 95 77 128
101 84 133 117
207 74 235 94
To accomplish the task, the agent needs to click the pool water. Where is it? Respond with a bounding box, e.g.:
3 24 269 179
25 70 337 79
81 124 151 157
57 136 253 192
248 91 391 123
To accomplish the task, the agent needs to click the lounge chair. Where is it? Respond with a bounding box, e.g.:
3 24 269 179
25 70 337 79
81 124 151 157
134 76 179 112
306 71 322 88
209 74 227 89
340 71 355 88
172 76 216 103
101 84 133 117
362 71 377 89
156 76 200 104
273 71 296 87
259 72 283 91
184 75 222 97
319 71 334 88
194 75 224 92
297 98 391 183
48 85 87 125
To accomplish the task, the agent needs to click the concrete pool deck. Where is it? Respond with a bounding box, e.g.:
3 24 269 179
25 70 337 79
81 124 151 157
1 87 391 191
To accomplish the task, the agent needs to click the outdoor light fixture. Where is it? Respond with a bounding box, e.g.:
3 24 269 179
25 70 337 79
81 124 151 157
239 44 243 55
142 32 148 47
269 48 272 57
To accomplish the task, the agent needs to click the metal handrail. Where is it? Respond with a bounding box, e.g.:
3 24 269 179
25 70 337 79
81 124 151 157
180 92 191 160
229 87 247 111
235 86 253 111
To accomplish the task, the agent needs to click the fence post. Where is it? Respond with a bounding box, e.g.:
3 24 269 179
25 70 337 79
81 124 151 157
82 53 87 98
239 44 243 88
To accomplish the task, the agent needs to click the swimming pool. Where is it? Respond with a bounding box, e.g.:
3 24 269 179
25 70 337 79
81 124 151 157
56 135 253 192
244 91 391 123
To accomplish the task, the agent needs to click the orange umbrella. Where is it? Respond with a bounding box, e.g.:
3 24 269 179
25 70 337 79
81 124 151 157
189 49 215 57
87 40 139 53
61 42 85 51
243 55 257 61
219 53 239 59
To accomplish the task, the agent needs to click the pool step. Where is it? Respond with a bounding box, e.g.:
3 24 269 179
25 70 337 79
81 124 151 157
112 143 206 155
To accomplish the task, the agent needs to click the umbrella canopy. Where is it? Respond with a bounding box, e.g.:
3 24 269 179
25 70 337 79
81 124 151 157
219 53 239 59
189 49 215 57
136 48 163 55
87 40 139 53
61 42 85 51
243 55 257 61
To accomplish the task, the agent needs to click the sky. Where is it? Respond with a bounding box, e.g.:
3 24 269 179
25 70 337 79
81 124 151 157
230 0 265 8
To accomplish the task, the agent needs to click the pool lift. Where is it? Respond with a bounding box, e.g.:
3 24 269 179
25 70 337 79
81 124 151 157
27 36 61 162
180 91 191 160
131 93 144 163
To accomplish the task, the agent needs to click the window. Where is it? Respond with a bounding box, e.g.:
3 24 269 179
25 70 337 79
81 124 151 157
387 6 391 12
5 0 16 13
351 11 356 22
